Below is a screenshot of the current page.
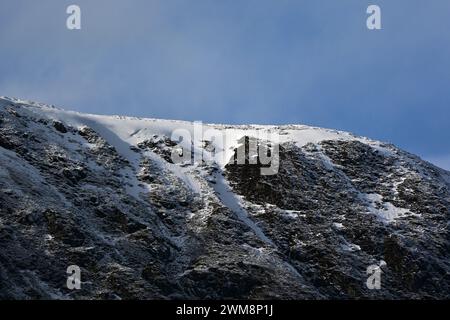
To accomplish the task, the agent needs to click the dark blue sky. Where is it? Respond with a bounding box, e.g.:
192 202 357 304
1 0 449 169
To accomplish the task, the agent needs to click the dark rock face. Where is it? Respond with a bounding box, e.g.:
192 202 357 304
225 138 450 299
0 99 449 300
137 135 178 163
53 121 68 134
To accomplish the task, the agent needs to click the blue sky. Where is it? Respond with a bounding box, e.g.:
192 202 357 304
0 0 449 169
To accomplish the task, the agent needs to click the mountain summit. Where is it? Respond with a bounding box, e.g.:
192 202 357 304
1 96 449 299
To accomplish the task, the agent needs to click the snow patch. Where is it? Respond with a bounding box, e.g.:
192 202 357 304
333 222 345 230
212 171 274 246
19 104 393 173
365 193 414 223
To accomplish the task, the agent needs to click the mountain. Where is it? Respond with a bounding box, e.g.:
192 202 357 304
0 96 449 299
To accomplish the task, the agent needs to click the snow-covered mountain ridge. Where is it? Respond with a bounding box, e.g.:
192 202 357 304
1 96 449 299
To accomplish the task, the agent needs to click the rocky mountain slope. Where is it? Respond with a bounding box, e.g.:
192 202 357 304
0 96 449 299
